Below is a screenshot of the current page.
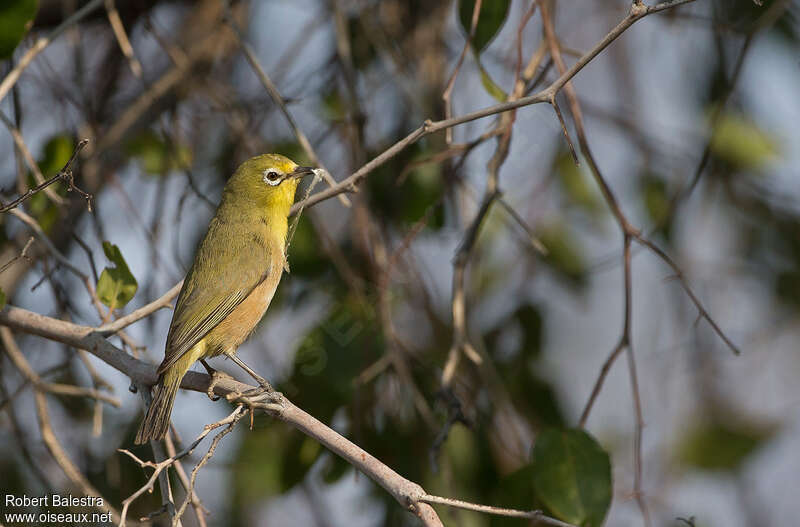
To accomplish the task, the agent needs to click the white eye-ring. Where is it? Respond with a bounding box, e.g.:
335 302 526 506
262 168 283 186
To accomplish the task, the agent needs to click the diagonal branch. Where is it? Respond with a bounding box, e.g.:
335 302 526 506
291 0 700 215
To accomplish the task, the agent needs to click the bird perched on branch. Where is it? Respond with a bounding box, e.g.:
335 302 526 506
135 154 316 444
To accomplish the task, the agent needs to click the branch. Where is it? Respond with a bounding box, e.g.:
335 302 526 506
95 280 182 336
0 328 120 522
0 0 105 103
291 0 698 215
1 327 120 407
0 237 34 274
0 137 91 213
419 494 577 527
118 407 245 526
104 0 143 79
0 304 571 527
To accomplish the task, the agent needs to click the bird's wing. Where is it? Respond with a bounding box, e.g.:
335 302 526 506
157 219 277 375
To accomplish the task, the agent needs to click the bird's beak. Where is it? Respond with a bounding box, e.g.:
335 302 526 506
290 166 316 179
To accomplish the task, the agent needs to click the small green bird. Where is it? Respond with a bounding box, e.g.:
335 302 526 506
135 154 315 444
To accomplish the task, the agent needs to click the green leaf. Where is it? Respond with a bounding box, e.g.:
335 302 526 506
0 0 38 59
536 222 586 286
478 61 507 102
287 216 328 278
642 175 669 226
532 428 612 527
554 151 602 214
678 421 774 471
0 287 6 309
97 242 138 311
709 111 779 170
125 130 192 176
366 142 445 230
39 135 74 176
458 0 511 53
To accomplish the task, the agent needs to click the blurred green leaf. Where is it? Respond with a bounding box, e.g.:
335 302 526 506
40 135 74 176
536 222 586 286
478 61 507 102
366 143 445 229
776 269 800 309
554 151 601 214
458 0 511 52
320 454 349 485
97 241 138 310
347 15 377 70
22 134 74 233
282 294 384 422
0 0 38 59
532 428 612 527
709 111 779 170
678 420 775 471
287 216 328 278
233 425 315 504
489 464 537 527
282 435 323 490
126 130 192 175
0 287 6 309
642 175 669 226
516 303 542 357
443 424 481 479
321 89 346 121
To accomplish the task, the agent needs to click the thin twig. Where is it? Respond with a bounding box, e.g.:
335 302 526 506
1 327 121 407
0 136 91 213
0 328 120 522
226 17 350 207
104 0 143 78
118 407 247 527
291 0 699 214
164 431 209 527
420 494 577 527
171 409 246 526
0 111 65 207
95 280 182 336
442 0 483 145
0 237 34 274
0 0 105 103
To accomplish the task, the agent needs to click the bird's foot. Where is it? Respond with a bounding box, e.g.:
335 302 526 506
242 380 277 399
200 359 233 401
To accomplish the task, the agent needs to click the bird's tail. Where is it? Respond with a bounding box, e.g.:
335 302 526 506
135 364 185 444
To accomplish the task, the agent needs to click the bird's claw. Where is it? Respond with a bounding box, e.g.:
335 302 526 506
242 382 277 399
205 369 234 401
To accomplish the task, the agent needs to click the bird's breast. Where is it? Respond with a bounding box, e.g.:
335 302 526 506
205 249 285 356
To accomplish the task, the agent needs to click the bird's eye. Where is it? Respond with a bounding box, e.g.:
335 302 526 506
263 169 283 186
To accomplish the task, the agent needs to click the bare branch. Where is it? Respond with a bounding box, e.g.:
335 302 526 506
0 0 105 103
104 0 143 78
118 407 246 527
0 136 91 213
420 494 578 527
292 0 698 214
0 328 120 522
0 237 34 274
95 280 182 336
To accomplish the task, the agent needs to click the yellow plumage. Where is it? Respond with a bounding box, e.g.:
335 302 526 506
135 154 314 444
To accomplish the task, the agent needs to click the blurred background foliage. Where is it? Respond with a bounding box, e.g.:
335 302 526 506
0 0 799 526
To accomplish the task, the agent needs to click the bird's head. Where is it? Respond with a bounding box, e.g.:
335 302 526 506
224 153 315 211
